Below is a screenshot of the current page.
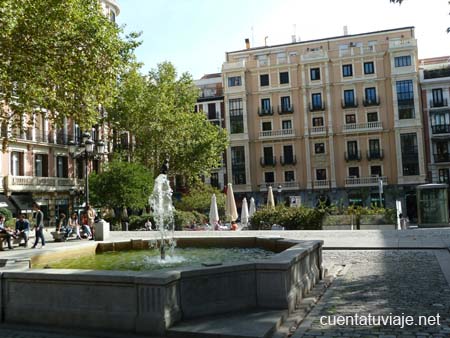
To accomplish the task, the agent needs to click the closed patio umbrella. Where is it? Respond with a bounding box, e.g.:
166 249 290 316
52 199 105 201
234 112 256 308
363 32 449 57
225 183 238 222
241 197 249 228
249 197 256 218
267 186 275 208
209 194 219 230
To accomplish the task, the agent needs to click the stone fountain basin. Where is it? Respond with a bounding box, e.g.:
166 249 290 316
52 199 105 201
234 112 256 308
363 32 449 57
0 236 323 336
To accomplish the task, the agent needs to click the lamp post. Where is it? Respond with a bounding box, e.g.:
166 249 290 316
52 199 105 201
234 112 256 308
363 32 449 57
68 132 107 208
277 185 282 205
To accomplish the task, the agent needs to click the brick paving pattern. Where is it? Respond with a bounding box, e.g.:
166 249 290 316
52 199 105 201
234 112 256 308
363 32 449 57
294 250 450 337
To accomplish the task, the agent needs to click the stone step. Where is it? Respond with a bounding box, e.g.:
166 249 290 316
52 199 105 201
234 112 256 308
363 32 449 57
167 309 286 338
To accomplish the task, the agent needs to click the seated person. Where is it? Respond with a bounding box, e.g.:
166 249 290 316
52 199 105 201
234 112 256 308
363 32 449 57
56 213 67 232
144 218 152 231
230 221 239 231
80 213 92 239
0 215 14 250
15 214 30 247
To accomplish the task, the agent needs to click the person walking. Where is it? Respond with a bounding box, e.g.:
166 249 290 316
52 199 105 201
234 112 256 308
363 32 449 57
31 202 45 249
86 204 96 240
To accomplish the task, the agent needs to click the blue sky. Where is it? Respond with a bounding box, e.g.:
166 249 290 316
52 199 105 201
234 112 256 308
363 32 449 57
117 0 450 79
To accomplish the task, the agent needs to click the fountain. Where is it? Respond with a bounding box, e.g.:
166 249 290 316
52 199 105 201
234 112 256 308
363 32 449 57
148 159 176 260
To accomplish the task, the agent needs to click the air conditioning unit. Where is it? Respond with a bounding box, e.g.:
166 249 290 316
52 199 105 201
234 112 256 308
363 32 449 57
349 42 356 47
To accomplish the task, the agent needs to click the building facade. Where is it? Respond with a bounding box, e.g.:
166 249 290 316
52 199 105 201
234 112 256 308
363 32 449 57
194 73 227 191
222 27 425 218
0 0 119 223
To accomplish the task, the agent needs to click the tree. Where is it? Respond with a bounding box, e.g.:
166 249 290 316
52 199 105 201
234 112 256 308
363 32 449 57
0 0 139 132
88 159 153 211
175 183 226 217
108 62 228 183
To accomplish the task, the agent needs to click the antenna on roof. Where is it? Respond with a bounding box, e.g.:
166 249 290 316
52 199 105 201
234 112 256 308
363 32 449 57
264 36 269 46
251 26 254 46
292 24 297 43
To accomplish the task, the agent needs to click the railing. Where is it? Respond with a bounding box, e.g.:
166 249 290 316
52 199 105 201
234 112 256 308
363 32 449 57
345 176 388 187
345 151 361 162
259 181 300 191
280 155 297 166
222 60 246 71
257 59 270 67
259 129 294 138
5 176 84 192
260 156 276 167
9 131 74 145
367 149 384 161
278 105 294 114
363 97 380 106
309 102 326 112
258 107 274 116
397 98 414 107
310 126 326 135
429 99 448 108
301 50 328 61
431 124 450 134
389 38 417 49
342 121 382 132
434 153 450 163
342 99 358 109
312 180 330 189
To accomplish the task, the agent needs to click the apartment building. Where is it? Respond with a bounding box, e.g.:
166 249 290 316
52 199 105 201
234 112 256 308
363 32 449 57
194 73 227 190
222 27 425 217
420 56 450 185
0 0 119 222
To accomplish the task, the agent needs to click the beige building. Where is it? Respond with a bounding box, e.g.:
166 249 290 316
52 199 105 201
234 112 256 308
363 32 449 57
223 27 425 216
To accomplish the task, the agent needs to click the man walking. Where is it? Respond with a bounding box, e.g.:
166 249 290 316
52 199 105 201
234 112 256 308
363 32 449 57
32 202 45 249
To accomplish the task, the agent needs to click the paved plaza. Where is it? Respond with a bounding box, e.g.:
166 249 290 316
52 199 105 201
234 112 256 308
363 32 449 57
1 229 450 338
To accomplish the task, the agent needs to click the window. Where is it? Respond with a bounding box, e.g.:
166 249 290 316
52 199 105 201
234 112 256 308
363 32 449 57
311 93 322 110
394 55 411 67
371 165 382 177
364 87 377 105
367 112 378 122
347 141 358 160
11 151 24 176
210 173 219 189
35 154 48 177
432 88 444 107
345 114 356 124
56 156 68 178
283 145 294 164
282 120 292 130
277 53 287 64
279 72 289 84
396 80 415 119
342 64 353 77
315 143 325 154
285 171 295 182
260 74 269 86
369 139 381 159
401 133 419 176
439 169 449 183
231 146 246 185
348 167 360 178
344 89 355 106
364 62 374 74
316 169 327 180
264 172 275 183
313 117 324 126
228 76 241 87
261 98 271 114
280 96 291 112
262 121 272 131
229 99 244 134
310 68 320 81
208 103 217 120
263 147 274 165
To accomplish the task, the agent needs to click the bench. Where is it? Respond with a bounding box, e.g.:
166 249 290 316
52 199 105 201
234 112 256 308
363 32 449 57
0 231 34 251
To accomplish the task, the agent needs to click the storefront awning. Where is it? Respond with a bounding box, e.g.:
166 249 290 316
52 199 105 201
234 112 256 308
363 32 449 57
10 194 35 213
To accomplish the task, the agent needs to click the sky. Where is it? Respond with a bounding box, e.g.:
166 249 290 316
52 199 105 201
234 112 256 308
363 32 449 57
117 0 450 79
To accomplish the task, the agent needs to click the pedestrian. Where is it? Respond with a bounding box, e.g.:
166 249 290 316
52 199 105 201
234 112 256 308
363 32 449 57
0 215 13 250
15 213 30 247
86 204 96 240
31 202 45 249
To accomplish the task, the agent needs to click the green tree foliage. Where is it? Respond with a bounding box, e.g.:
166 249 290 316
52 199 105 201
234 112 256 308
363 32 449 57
0 0 139 132
174 183 226 217
89 159 153 210
107 62 228 182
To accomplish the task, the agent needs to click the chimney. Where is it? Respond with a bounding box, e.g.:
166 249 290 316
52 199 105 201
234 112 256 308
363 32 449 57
291 35 296 43
245 38 250 49
343 25 348 36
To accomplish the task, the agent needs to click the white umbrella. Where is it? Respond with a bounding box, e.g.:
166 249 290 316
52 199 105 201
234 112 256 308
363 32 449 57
209 194 219 230
225 183 238 222
249 197 256 218
267 186 275 208
241 197 249 227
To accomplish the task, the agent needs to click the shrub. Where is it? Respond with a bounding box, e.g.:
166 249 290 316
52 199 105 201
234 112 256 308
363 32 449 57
174 210 197 230
250 206 325 230
128 215 154 230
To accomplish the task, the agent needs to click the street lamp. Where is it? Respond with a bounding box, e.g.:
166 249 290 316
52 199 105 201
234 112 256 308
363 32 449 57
277 185 283 205
68 132 107 207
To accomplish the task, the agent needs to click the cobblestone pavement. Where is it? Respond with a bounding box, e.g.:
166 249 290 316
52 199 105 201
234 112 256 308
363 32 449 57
293 250 450 337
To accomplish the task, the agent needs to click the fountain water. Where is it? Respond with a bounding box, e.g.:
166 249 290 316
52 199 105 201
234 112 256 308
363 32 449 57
149 159 176 260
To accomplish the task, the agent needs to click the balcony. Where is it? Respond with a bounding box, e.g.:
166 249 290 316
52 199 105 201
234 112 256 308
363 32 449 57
259 129 294 139
429 99 448 109
342 99 358 109
309 102 326 112
431 124 450 135
222 60 246 71
258 107 274 116
280 155 297 166
10 131 73 146
260 156 276 167
310 126 326 135
345 151 361 162
345 176 388 187
424 67 450 80
312 180 330 190
259 181 300 191
367 149 384 161
342 121 382 133
301 50 328 62
363 97 380 107
434 153 450 163
4 176 84 193
278 105 294 114
388 38 417 50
